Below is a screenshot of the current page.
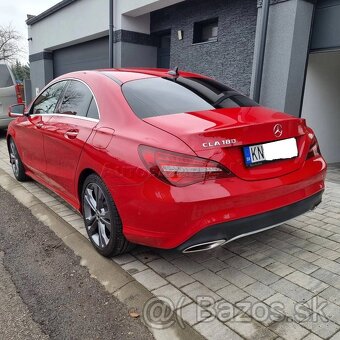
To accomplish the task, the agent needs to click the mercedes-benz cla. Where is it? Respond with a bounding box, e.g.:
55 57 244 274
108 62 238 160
7 68 326 257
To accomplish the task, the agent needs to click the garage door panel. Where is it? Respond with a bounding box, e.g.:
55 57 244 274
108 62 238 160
54 37 109 77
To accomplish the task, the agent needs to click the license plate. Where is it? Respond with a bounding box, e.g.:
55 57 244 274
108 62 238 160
243 138 298 167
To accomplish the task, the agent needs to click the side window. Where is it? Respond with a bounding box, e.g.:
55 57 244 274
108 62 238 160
86 98 99 119
59 80 93 117
31 81 67 115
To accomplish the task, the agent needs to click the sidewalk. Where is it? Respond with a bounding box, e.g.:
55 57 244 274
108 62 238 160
1 133 340 340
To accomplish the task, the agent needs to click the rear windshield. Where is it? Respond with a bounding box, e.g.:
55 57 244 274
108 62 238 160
0 64 14 88
122 76 258 119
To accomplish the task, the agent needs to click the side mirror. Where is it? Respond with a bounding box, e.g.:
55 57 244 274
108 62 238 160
8 104 26 117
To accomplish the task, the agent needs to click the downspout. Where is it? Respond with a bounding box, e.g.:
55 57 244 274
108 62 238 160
253 0 270 103
109 0 115 68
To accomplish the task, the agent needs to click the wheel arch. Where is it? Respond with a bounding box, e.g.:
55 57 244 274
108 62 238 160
77 168 100 213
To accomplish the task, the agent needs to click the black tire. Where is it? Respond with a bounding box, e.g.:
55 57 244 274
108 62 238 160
8 138 28 182
82 174 134 257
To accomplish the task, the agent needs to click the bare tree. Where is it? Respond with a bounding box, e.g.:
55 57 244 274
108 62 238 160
0 25 23 62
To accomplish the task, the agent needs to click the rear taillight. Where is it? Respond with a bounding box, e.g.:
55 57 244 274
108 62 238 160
15 84 24 104
139 145 233 187
307 134 321 159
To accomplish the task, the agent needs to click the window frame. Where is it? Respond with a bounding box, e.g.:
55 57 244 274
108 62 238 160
29 78 101 121
193 17 219 45
30 80 68 116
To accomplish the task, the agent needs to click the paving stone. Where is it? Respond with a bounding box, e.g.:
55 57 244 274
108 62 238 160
121 260 148 275
316 248 340 261
172 256 204 275
307 296 340 326
176 302 212 326
262 249 297 265
225 255 252 269
227 313 277 340
166 271 195 288
133 250 160 264
299 313 339 339
243 281 276 301
242 264 280 285
112 253 136 265
133 269 167 290
311 268 340 289
270 278 314 303
256 257 277 268
192 269 229 291
289 259 319 275
285 271 329 294
236 296 282 327
269 317 309 340
319 287 340 306
330 331 340 340
313 258 340 275
309 236 340 251
302 333 323 340
217 266 256 288
265 262 296 277
264 293 311 322
293 250 321 263
147 258 179 277
330 234 340 243
152 284 191 310
216 284 249 304
180 281 221 306
201 257 228 273
194 318 243 340
205 299 241 322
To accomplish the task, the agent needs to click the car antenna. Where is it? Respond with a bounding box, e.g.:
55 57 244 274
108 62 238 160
168 66 179 79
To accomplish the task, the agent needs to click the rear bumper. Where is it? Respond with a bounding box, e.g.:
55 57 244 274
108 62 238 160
175 190 323 252
111 156 326 249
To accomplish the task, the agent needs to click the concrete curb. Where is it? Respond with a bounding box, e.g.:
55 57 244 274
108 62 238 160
0 169 205 340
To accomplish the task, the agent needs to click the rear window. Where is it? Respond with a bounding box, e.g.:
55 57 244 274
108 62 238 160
122 77 258 119
0 64 14 88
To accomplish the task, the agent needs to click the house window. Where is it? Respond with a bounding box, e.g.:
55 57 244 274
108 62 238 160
193 18 218 44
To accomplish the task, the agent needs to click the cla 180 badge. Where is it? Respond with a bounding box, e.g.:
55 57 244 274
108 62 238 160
202 139 237 148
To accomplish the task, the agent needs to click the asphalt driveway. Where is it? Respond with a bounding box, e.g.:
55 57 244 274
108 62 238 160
0 130 339 340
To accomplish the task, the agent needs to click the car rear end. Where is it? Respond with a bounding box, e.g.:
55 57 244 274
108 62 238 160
0 63 23 129
115 71 327 251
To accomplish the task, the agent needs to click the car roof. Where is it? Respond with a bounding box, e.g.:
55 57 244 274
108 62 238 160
96 68 206 83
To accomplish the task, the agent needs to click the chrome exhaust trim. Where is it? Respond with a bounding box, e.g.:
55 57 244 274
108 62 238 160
183 239 226 253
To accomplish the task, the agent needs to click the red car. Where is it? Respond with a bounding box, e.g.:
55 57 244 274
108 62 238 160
7 68 326 257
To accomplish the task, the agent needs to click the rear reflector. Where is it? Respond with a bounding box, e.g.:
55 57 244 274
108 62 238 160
139 145 233 186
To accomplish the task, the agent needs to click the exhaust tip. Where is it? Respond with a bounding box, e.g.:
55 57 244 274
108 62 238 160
183 240 226 253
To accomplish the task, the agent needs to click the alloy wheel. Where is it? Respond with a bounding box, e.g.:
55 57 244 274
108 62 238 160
83 183 112 248
9 140 19 178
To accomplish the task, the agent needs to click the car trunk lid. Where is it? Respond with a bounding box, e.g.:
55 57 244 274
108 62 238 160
144 106 309 181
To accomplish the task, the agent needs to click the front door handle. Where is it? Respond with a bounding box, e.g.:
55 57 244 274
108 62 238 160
64 129 79 139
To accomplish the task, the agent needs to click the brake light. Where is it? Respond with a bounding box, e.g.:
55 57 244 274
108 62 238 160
307 134 321 159
15 84 24 104
139 145 233 187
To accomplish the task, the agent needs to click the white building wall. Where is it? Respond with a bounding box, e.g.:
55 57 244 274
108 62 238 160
28 0 185 54
302 51 340 163
28 0 108 54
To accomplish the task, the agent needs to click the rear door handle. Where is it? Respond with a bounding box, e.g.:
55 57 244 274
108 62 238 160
64 129 79 139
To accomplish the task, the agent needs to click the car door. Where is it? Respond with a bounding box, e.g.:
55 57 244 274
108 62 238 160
43 80 99 201
14 81 67 178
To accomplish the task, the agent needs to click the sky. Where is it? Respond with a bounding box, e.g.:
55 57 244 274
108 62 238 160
0 0 61 63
